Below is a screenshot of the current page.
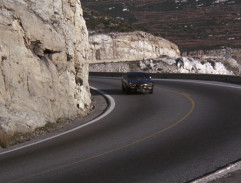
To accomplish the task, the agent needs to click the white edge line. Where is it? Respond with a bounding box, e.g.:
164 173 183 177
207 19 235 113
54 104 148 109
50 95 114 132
0 86 115 156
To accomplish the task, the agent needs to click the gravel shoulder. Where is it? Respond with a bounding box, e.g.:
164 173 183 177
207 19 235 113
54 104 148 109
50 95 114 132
210 170 241 183
192 160 241 183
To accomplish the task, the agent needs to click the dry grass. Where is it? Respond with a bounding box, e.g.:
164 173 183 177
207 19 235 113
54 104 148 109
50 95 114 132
0 131 10 148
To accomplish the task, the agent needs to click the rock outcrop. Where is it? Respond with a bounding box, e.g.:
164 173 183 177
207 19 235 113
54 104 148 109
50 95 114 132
89 56 236 75
88 31 180 62
0 0 91 134
88 31 240 75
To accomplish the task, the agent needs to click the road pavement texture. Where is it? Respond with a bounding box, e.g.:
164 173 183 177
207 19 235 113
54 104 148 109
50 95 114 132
0 78 240 182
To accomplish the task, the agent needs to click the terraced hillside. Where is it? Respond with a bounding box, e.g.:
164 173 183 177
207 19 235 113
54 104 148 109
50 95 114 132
82 0 241 52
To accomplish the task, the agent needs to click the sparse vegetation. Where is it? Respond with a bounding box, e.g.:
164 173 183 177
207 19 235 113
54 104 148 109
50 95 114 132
0 131 10 148
56 117 70 124
35 122 56 132
83 8 148 34
82 0 241 52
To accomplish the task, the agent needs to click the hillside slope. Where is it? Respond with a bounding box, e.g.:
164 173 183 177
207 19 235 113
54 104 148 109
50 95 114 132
82 0 241 52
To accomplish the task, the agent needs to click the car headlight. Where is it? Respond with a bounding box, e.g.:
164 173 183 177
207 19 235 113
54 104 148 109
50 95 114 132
128 82 136 87
147 83 153 87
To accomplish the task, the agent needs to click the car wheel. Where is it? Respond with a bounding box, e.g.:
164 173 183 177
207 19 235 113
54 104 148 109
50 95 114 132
149 89 153 94
122 85 125 93
126 88 130 94
124 87 130 94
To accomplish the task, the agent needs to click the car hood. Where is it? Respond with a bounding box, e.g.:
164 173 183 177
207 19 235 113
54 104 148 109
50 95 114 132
128 79 153 84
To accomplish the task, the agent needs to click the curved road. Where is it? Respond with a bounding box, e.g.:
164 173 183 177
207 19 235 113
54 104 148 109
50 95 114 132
0 77 241 183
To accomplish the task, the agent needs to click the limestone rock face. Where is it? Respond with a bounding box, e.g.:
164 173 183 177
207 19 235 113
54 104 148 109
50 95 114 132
0 0 91 133
88 31 180 62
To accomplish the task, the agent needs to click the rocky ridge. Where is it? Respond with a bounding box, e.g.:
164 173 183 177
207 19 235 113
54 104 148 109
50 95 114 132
0 0 91 134
88 31 180 62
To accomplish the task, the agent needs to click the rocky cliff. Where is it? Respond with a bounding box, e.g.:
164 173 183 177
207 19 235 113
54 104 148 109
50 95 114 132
0 0 91 134
88 31 180 62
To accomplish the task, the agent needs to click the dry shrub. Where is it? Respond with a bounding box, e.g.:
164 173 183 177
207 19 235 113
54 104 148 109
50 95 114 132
0 131 10 148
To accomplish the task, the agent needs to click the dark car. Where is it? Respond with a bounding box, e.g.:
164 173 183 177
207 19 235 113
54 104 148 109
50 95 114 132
122 72 154 94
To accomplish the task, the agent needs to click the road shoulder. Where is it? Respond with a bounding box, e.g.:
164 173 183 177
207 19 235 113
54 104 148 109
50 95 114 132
0 88 108 152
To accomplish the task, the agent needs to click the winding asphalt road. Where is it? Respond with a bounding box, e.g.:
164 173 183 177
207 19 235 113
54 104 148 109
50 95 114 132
0 77 241 183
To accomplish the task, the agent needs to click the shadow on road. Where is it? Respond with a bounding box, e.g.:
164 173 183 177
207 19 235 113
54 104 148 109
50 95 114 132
91 88 122 96
91 88 148 96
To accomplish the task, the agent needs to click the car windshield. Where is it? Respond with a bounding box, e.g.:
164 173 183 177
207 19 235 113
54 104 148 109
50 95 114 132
127 73 149 80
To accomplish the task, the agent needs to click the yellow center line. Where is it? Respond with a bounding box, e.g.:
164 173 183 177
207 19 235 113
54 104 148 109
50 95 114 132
9 87 196 183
